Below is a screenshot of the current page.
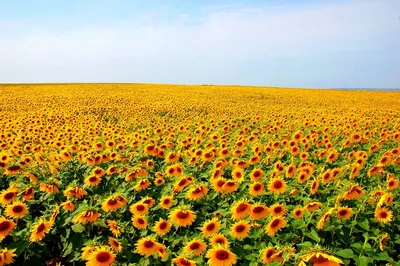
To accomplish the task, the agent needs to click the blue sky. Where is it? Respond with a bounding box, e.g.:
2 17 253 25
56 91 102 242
0 0 399 88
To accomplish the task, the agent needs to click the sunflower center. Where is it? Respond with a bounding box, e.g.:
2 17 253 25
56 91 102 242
379 212 388 218
4 192 15 200
89 176 98 182
177 211 189 219
144 240 155 248
266 249 274 258
0 221 11 231
159 222 167 229
271 219 280 228
179 258 191 266
137 218 145 224
216 250 229 260
310 256 329 263
8 165 21 171
37 223 46 233
206 223 215 231
163 199 170 204
236 203 248 213
108 199 118 206
12 205 24 213
235 225 245 232
339 210 347 216
253 171 260 177
253 206 264 213
96 251 111 262
215 238 225 244
178 179 187 186
190 242 200 250
136 205 145 211
274 207 282 213
254 184 262 191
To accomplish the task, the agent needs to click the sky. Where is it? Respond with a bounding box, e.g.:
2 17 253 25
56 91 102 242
0 0 399 88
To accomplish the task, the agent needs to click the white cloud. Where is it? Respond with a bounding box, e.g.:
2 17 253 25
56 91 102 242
0 0 399 87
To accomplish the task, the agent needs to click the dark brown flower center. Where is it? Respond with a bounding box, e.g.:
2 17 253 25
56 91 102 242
96 251 111 262
37 223 46 233
159 222 167 230
144 240 154 248
0 221 11 231
271 219 280 228
177 211 189 219
253 206 265 213
236 203 248 213
206 223 215 231
12 205 24 213
216 250 229 260
190 242 200 250
4 192 16 200
235 225 245 233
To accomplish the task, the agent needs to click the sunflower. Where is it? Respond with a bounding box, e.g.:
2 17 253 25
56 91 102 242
0 217 16 240
172 256 197 266
108 237 122 253
337 207 352 220
317 208 335 230
153 218 171 236
268 177 286 195
132 216 148 230
23 172 38 184
304 202 322 212
206 247 237 266
130 202 149 216
107 220 121 237
322 170 334 184
270 203 287 217
292 208 304 219
63 186 87 199
84 175 102 186
310 179 319 195
39 183 59 194
135 236 158 257
222 181 239 194
61 200 75 212
230 200 251 220
21 187 34 201
379 233 389 251
86 247 116 266
230 221 251 240
141 197 156 208
134 179 151 191
212 178 227 193
102 197 123 212
387 178 399 190
5 201 28 219
0 248 17 265
299 251 343 266
0 189 18 206
159 195 174 209
156 243 168 259
250 168 263 181
92 167 105 177
73 210 100 224
231 168 244 183
250 204 269 220
265 217 286 236
261 247 284 264
183 239 207 256
286 164 296 177
342 185 364 200
209 234 230 248
4 164 21 175
169 208 196 227
375 208 393 224
200 218 220 237
187 185 208 200
173 177 191 192
249 182 264 196
29 218 53 242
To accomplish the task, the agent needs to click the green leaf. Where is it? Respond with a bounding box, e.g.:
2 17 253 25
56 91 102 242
296 241 313 248
336 249 354 259
93 219 107 228
306 229 320 243
356 256 369 266
71 224 85 233
244 254 258 260
358 218 370 231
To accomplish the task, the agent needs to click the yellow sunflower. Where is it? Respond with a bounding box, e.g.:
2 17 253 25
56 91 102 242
108 237 122 253
230 221 251 240
29 218 53 242
265 217 286 236
169 208 196 227
230 200 251 220
268 177 286 195
153 218 171 236
200 218 220 237
86 247 116 266
299 251 343 266
0 217 16 241
135 236 158 257
183 239 207 256
205 247 237 266
5 201 29 219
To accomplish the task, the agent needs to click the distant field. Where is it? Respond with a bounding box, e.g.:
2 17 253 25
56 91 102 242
0 84 399 266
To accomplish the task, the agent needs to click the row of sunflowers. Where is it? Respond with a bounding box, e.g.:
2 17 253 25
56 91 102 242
0 84 399 265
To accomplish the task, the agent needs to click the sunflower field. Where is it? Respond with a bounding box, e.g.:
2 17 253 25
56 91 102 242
0 84 399 266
